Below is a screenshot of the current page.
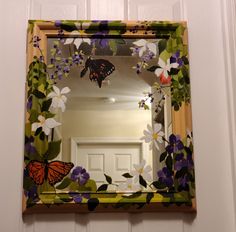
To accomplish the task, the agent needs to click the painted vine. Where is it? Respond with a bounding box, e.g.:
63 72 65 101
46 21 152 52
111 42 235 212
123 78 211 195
24 20 195 211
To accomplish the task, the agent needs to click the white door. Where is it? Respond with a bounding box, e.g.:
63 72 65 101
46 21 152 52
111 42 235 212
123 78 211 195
76 143 141 187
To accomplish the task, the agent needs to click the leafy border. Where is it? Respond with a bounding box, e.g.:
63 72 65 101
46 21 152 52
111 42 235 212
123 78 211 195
23 20 195 213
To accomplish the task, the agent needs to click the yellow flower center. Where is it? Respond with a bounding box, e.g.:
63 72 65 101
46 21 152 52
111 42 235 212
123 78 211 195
152 133 158 140
139 168 144 174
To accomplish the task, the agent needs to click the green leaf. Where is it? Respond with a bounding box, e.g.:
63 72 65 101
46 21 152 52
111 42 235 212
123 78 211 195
152 180 166 189
104 174 112 184
29 110 39 123
55 177 72 190
147 65 159 72
146 192 154 204
46 140 61 160
158 39 167 54
109 39 117 55
37 182 56 204
84 179 97 192
166 155 173 170
23 177 35 190
34 135 48 156
159 151 167 162
139 175 147 188
97 184 108 192
41 98 52 112
32 89 46 99
87 198 99 211
114 38 126 44
122 173 133 178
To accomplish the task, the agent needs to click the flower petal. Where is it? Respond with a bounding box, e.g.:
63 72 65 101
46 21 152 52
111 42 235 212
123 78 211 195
64 38 74 45
31 122 39 131
133 39 147 47
45 118 61 129
74 38 83 49
42 125 50 135
83 38 91 45
47 92 57 98
153 123 162 133
147 124 153 133
147 43 157 56
154 68 163 77
57 100 66 112
52 85 60 95
139 46 146 57
61 87 71 94
158 58 166 68
170 62 179 69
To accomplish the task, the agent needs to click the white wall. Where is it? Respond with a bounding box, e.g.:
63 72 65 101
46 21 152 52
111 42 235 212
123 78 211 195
0 0 236 232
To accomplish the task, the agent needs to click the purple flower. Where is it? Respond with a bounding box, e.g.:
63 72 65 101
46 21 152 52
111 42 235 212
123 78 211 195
179 174 189 188
25 136 37 155
55 20 62 27
27 96 32 110
157 167 173 187
69 192 90 203
170 51 183 67
174 159 188 171
166 134 184 154
71 166 90 185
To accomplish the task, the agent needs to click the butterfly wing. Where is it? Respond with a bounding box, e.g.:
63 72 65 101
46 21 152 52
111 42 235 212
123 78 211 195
89 59 115 88
47 161 74 185
26 160 45 185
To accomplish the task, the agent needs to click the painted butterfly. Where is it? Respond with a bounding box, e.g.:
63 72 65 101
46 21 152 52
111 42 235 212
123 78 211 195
26 160 74 185
80 57 115 88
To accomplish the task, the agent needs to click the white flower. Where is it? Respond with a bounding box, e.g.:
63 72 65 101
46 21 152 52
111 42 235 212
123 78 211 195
130 160 152 183
32 115 61 135
141 123 164 150
118 178 141 193
133 39 157 57
64 31 91 49
47 85 71 112
155 58 179 79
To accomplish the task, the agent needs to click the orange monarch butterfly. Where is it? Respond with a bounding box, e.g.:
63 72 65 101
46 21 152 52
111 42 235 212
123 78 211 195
26 160 74 185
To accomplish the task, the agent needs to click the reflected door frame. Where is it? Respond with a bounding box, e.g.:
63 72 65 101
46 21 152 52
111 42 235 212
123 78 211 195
71 137 150 181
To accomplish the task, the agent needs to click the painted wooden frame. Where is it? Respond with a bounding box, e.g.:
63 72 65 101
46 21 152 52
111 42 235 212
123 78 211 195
23 20 196 214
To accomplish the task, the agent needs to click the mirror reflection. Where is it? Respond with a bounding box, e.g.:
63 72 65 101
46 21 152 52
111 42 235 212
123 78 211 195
47 37 172 191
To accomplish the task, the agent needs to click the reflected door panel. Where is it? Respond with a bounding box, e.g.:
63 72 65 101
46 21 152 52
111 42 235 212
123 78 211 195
76 143 141 187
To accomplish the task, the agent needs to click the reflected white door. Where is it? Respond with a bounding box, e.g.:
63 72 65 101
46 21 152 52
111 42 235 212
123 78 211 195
76 143 141 187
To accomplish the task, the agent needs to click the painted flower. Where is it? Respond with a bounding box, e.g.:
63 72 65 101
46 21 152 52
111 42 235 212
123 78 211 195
47 85 71 112
71 166 90 185
31 115 61 136
170 50 183 67
166 134 184 154
141 123 164 150
178 174 189 189
64 31 91 49
25 136 36 155
130 160 152 183
118 178 141 192
157 167 173 187
69 192 90 203
132 39 157 57
154 58 179 84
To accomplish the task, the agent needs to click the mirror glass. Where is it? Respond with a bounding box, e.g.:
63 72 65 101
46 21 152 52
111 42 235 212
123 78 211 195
47 37 172 191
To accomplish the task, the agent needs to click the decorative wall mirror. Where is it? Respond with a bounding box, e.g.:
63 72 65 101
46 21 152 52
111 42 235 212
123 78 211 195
23 20 196 213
